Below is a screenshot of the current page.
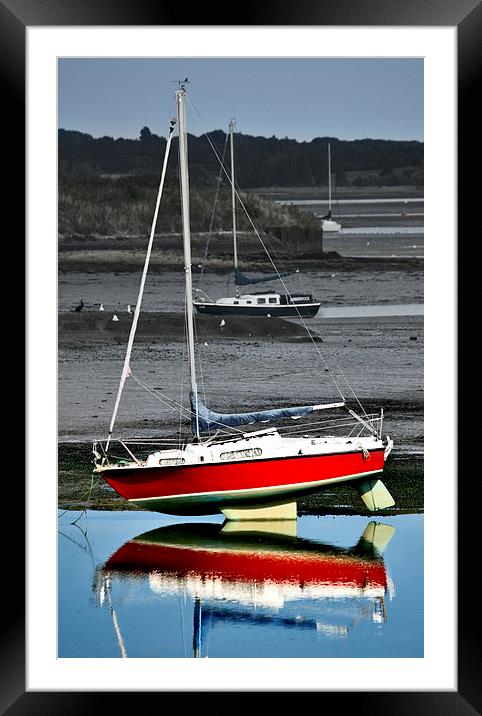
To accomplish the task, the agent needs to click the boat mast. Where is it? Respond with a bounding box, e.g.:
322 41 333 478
229 119 239 297
177 87 200 439
327 142 332 218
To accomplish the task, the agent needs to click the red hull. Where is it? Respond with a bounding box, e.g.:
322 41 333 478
102 448 385 512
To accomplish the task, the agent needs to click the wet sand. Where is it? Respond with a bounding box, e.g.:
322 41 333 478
58 311 423 447
58 311 312 345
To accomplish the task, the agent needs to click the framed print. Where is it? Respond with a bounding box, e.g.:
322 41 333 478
3 0 479 712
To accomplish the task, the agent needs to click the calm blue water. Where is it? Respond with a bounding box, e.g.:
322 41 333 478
58 510 423 658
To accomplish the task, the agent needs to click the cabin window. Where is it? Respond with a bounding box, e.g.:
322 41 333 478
220 447 262 461
158 458 185 466
246 300 252 304
268 297 277 304
234 300 239 304
257 298 266 304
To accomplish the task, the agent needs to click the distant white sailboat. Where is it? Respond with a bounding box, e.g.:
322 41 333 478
320 142 342 233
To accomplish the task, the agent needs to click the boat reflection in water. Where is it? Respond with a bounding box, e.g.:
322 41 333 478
96 520 395 657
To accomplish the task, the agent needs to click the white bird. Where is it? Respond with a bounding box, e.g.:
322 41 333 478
204 342 209 346
127 304 132 314
366 241 370 245
99 303 104 311
267 314 271 318
220 319 226 327
112 314 119 322
331 273 336 278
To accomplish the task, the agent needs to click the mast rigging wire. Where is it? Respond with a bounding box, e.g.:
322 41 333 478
186 95 351 405
198 131 229 285
106 118 176 452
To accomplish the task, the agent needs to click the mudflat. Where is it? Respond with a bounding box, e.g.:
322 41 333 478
58 307 423 515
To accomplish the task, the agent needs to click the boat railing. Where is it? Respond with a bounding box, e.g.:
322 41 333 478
93 438 187 468
275 411 383 439
93 410 386 468
193 287 215 303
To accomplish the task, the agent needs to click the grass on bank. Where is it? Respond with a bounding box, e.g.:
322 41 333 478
59 175 319 237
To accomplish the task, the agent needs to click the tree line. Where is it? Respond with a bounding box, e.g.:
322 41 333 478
59 128 423 188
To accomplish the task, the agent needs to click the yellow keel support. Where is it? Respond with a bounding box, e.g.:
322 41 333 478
356 479 395 511
220 501 297 521
360 522 396 553
220 520 297 537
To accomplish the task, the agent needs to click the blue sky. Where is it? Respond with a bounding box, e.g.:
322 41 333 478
58 58 423 142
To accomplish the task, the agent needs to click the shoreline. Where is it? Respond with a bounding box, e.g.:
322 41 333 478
58 443 423 517
58 250 423 274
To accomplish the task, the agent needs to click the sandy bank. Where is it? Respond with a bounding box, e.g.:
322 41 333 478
58 310 315 345
58 248 423 274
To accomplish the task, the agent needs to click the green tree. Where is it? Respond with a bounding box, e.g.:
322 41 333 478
140 126 152 142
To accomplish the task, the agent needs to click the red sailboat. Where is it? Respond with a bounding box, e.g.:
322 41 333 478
93 85 394 520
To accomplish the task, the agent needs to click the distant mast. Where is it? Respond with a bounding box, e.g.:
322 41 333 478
321 142 341 233
176 86 200 438
229 119 239 297
327 141 332 219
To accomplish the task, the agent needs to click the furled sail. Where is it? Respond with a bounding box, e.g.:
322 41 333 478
190 392 316 433
234 268 292 286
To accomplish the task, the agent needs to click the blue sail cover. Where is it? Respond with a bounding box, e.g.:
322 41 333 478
190 391 315 433
234 268 292 287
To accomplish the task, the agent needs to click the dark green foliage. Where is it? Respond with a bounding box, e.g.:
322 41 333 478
58 128 424 188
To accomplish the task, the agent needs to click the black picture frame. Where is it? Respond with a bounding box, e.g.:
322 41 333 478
4 1 479 713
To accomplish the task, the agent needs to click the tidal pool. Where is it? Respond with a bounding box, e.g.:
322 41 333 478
58 510 423 658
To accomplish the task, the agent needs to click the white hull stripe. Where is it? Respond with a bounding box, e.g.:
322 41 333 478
128 468 383 503
194 302 321 309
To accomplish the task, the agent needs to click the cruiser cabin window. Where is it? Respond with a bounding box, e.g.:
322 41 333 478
220 447 263 461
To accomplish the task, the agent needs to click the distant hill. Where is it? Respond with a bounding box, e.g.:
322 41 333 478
58 128 423 188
